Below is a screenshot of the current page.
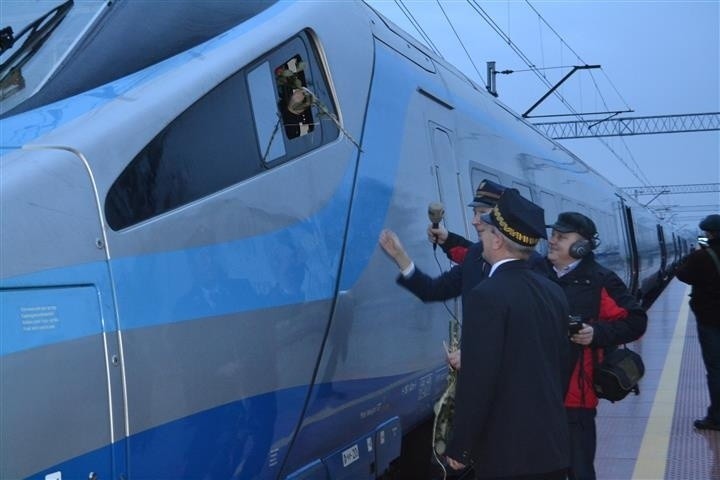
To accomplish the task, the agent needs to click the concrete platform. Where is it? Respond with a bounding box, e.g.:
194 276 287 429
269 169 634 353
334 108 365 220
596 278 720 479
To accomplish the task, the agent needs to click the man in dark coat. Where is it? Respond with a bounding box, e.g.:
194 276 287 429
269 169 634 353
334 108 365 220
676 213 720 430
545 212 647 480
445 190 570 479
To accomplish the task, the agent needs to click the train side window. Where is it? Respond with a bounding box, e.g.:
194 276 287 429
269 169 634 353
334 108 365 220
470 168 500 191
511 181 533 201
540 191 560 224
105 32 338 230
105 70 261 230
587 207 602 242
275 54 315 139
248 33 338 167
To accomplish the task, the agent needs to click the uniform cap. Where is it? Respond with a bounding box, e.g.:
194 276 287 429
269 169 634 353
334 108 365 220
468 179 506 207
480 189 546 246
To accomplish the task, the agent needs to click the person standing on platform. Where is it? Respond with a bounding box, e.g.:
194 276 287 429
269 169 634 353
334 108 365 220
676 213 720 431
444 190 571 480
545 212 647 480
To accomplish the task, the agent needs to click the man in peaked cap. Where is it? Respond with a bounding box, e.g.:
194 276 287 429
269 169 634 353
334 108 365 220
379 180 524 477
676 213 720 431
445 190 571 479
428 178 507 263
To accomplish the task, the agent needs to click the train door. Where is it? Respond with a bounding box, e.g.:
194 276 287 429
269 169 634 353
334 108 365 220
657 224 668 277
429 124 467 239
619 200 640 295
427 123 464 341
671 232 679 266
0 147 123 480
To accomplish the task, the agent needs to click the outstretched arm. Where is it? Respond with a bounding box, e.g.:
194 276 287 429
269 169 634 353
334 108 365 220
379 229 412 272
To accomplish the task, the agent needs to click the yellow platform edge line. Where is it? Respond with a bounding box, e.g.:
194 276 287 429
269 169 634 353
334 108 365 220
632 284 691 480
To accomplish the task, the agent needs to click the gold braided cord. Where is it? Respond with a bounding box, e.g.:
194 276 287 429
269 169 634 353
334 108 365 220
492 206 539 246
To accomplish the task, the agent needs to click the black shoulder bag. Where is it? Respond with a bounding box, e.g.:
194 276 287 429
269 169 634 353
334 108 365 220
592 345 645 402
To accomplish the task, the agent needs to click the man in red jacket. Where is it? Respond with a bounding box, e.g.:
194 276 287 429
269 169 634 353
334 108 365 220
546 212 647 480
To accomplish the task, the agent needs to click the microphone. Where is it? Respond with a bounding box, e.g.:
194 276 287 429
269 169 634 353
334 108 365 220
428 202 445 250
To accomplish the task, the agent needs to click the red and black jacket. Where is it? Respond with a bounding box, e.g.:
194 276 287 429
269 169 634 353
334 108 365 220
550 254 648 408
440 231 473 264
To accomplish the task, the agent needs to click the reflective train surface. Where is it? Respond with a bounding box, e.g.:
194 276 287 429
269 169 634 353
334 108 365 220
0 1 690 479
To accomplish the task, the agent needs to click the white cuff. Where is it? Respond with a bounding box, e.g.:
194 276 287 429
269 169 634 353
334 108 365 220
401 262 415 278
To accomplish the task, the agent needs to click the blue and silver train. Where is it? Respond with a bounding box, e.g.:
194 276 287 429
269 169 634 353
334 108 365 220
0 1 688 478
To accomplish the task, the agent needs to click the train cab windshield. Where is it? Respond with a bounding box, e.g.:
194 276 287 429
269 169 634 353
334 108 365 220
0 0 280 118
0 0 105 115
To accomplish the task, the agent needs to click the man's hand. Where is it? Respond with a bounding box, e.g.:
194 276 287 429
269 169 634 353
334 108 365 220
427 224 449 246
570 324 594 346
379 229 412 271
447 349 461 370
446 456 466 471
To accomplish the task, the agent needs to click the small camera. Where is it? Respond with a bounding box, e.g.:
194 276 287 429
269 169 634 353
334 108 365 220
568 315 583 335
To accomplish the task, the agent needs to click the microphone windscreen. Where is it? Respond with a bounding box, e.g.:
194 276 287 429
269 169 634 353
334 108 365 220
428 202 445 225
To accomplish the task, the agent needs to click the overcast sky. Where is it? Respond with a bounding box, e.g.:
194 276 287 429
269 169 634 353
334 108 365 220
367 0 719 231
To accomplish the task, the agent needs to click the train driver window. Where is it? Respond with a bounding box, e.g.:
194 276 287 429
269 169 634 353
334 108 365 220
470 168 500 192
511 181 533 201
247 33 338 167
105 32 338 230
275 54 315 139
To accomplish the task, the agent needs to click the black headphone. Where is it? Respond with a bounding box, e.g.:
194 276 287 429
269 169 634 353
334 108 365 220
569 234 601 259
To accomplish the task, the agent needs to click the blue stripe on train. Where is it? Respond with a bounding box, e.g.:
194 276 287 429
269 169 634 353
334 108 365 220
0 163 358 354
0 40 425 356
26 369 442 480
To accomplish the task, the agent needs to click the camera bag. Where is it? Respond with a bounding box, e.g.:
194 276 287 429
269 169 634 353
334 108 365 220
592 345 645 402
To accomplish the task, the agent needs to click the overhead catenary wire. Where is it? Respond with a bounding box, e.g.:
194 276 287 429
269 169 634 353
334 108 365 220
524 0 632 110
465 0 654 191
522 0 655 192
435 0 486 85
395 0 442 57
384 0 657 193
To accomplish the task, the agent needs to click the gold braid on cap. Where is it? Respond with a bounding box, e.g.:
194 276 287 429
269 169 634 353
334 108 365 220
492 206 539 246
476 182 501 200
479 190 501 200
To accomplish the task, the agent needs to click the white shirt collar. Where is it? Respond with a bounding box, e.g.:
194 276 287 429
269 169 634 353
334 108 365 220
488 258 520 277
553 259 582 277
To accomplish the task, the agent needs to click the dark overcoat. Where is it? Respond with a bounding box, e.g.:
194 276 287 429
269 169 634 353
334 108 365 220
446 260 570 478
